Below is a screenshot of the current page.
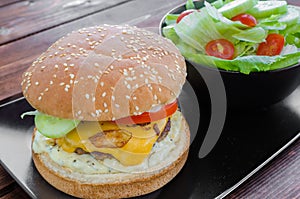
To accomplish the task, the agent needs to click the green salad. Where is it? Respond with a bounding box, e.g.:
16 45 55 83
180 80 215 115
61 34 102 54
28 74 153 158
163 0 300 74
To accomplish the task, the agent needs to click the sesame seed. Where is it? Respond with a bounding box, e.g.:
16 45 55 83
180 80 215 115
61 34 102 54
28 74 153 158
92 97 96 102
102 92 106 97
59 82 65 86
35 82 39 86
69 74 75 79
85 94 90 99
55 64 59 68
111 96 115 101
96 110 101 115
135 106 139 111
38 96 42 100
103 102 107 108
125 95 130 99
104 109 109 113
100 82 104 87
115 103 120 108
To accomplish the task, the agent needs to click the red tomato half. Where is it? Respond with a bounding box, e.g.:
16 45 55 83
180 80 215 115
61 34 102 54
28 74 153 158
115 101 178 124
231 14 257 27
257 34 285 56
176 9 197 23
205 39 235 60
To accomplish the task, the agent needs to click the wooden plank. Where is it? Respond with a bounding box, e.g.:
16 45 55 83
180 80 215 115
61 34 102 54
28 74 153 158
0 0 21 7
0 0 131 44
0 166 14 191
0 183 31 199
0 0 185 102
288 0 300 6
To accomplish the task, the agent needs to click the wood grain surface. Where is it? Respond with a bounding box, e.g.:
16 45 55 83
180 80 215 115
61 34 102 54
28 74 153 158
0 0 300 198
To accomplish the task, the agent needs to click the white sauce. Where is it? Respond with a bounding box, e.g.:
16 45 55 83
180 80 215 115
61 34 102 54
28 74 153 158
32 111 182 174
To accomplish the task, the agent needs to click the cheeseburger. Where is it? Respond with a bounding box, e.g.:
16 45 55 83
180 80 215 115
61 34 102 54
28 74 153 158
21 24 190 199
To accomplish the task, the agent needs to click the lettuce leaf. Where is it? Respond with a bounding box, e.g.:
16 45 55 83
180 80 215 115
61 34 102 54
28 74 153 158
174 9 223 53
164 14 179 26
186 0 195 9
184 52 300 74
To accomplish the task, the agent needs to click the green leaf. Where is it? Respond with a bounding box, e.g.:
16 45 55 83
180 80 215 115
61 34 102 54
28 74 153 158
174 9 223 53
164 14 179 26
186 0 195 10
232 27 266 43
185 53 282 74
270 52 300 70
211 0 224 9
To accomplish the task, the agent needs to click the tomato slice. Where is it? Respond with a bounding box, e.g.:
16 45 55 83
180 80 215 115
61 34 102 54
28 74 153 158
257 34 285 56
205 39 235 60
231 14 257 27
115 101 178 124
176 9 197 23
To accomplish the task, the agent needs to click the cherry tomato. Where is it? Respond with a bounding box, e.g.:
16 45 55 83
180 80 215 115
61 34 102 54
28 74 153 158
205 39 235 60
231 14 257 27
115 101 178 124
257 34 285 56
176 9 197 23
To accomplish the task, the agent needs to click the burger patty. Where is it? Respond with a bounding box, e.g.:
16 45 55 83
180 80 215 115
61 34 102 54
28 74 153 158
74 118 172 160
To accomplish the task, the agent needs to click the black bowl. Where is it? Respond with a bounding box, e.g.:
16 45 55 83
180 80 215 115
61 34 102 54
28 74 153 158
159 1 300 109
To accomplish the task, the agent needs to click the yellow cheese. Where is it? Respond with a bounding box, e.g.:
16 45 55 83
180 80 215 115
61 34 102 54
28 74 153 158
57 118 168 165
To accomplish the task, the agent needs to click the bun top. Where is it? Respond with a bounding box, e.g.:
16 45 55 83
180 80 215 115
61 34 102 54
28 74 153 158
22 25 186 121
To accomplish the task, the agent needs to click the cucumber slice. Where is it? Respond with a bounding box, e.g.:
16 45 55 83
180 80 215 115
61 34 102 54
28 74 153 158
248 1 287 18
279 6 300 26
218 0 258 19
35 113 80 138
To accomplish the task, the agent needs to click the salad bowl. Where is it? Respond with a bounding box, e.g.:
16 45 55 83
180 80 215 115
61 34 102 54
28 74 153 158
159 0 300 109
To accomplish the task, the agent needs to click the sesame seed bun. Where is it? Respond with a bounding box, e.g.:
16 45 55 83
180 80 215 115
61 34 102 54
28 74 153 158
22 24 186 121
32 111 190 199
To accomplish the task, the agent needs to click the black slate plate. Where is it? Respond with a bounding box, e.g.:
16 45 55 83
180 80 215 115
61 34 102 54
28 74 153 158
0 75 299 199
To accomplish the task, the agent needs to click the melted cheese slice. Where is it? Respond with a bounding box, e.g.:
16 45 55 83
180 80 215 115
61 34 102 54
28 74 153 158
56 118 168 166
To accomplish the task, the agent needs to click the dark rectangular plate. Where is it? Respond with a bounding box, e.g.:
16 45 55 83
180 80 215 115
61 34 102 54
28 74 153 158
1 78 300 199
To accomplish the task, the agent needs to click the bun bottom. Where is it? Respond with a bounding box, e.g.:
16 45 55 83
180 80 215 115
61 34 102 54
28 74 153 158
32 115 190 199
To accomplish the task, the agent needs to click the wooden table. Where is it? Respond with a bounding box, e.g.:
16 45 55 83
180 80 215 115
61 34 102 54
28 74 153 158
0 0 299 198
